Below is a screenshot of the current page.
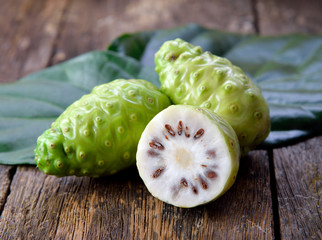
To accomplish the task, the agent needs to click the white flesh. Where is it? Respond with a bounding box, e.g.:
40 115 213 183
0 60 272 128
137 105 236 208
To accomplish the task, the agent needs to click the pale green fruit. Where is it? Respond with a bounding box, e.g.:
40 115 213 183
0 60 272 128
35 79 171 177
136 105 240 208
155 38 270 154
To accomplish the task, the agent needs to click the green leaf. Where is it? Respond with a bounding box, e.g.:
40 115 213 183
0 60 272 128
224 35 322 147
0 51 158 164
1 24 322 165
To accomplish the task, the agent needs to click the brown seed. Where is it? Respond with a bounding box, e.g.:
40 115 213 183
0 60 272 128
185 126 190 138
165 135 169 140
178 121 183 135
206 150 216 159
200 176 208 189
180 178 188 187
152 167 164 178
147 149 159 157
149 140 164 150
194 129 205 139
192 186 198 194
207 171 217 179
201 164 207 168
165 124 175 136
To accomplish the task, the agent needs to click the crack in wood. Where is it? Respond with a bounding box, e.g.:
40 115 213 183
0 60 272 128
0 166 17 217
250 0 260 34
47 0 74 68
268 149 282 240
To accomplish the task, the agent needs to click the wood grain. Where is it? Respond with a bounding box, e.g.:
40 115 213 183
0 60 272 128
0 166 15 213
0 0 68 221
51 0 255 65
255 0 322 35
0 0 69 83
0 151 273 239
0 0 69 223
273 136 322 240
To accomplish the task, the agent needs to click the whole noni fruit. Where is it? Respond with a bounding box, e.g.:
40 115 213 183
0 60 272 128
155 38 270 154
35 79 171 177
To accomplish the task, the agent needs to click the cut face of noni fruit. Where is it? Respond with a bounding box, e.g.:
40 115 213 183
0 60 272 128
136 105 240 208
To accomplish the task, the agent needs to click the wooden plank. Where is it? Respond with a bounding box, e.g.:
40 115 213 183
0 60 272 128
273 136 322 239
0 0 69 83
0 166 15 213
101 0 256 36
255 0 322 35
51 0 255 65
257 0 322 238
0 151 274 239
49 0 112 65
0 0 69 217
0 0 68 221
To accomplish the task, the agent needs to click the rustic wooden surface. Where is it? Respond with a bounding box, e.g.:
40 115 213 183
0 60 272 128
273 137 322 240
0 0 321 239
0 151 274 239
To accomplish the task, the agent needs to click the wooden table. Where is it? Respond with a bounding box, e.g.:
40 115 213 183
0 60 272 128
0 0 321 239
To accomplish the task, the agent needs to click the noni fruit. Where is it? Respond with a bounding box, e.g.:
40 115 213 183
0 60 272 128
136 105 240 208
155 38 270 154
34 79 171 177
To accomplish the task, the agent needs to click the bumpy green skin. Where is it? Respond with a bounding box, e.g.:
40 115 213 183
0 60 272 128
34 79 171 177
155 38 270 154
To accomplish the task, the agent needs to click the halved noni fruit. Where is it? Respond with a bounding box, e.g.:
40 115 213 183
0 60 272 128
136 105 240 208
